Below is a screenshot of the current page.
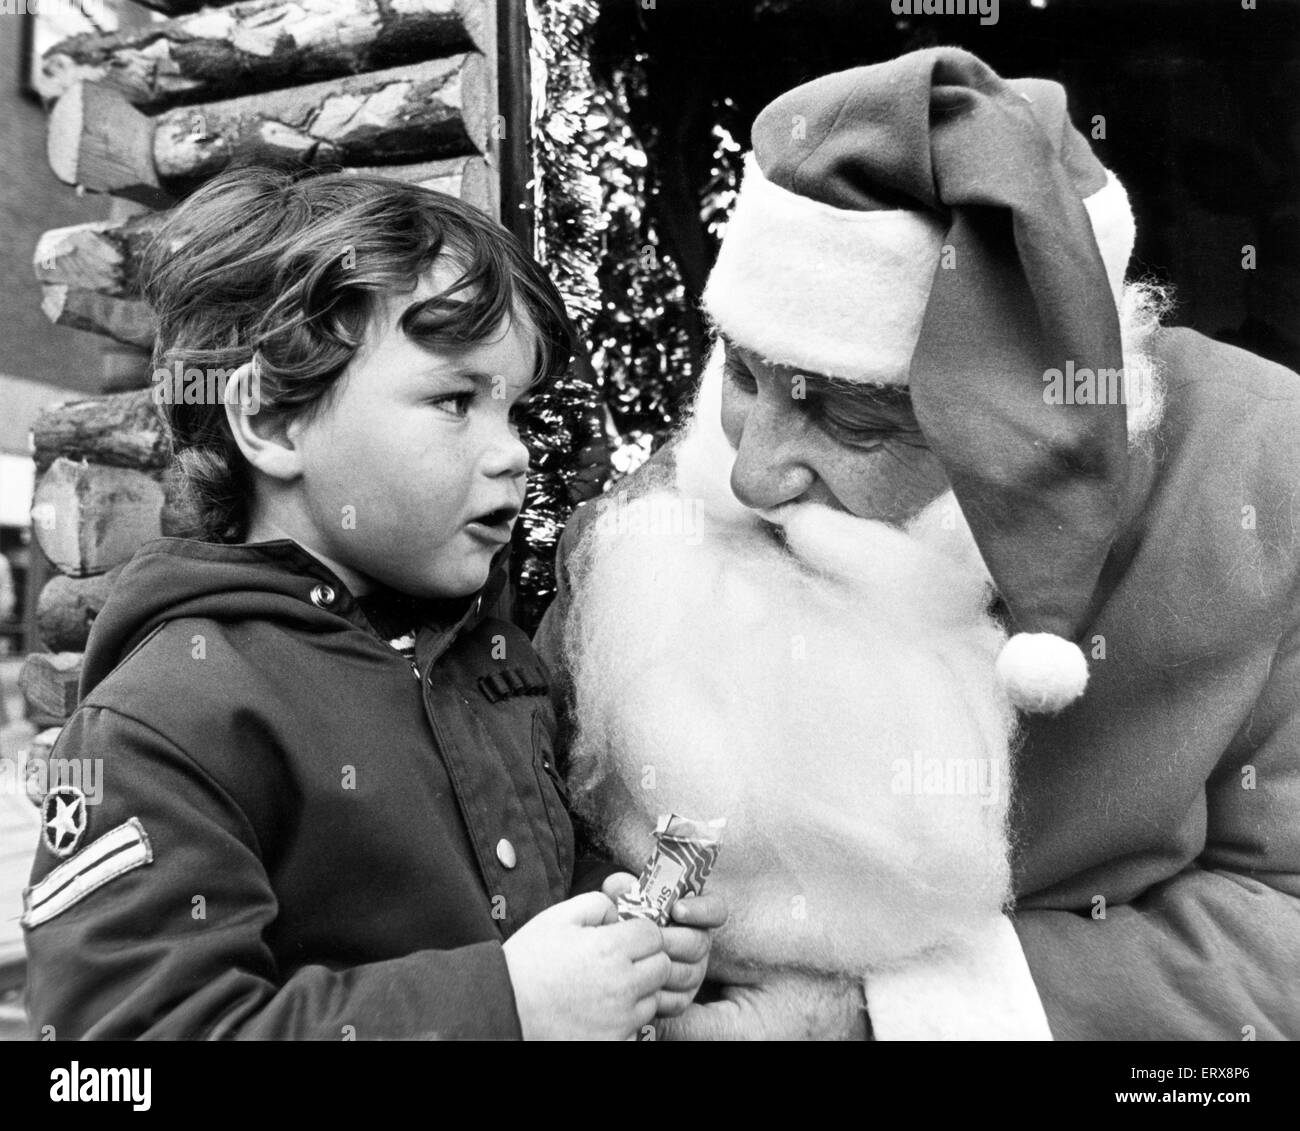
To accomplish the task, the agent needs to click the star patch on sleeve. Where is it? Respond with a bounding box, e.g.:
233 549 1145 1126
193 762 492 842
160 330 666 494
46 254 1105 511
41 785 88 857
22 818 153 930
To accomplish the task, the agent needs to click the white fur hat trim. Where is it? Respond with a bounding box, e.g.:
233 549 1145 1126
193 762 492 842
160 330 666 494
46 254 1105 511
703 155 1135 384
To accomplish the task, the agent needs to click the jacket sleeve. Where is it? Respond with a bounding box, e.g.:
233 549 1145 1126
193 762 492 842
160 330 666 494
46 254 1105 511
22 705 523 1041
1011 618 1300 1040
533 506 624 898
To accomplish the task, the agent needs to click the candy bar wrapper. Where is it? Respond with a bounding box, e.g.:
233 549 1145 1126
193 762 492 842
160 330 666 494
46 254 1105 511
616 814 726 926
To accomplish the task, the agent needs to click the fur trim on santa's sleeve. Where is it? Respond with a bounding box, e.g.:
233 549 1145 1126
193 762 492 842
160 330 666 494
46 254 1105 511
865 914 1052 1040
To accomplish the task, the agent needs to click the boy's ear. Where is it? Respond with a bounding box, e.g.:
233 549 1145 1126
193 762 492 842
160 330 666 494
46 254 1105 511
222 362 303 482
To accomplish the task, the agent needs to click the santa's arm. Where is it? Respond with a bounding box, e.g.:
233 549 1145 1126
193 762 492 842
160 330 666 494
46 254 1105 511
1012 870 1300 1039
1013 621 1300 1041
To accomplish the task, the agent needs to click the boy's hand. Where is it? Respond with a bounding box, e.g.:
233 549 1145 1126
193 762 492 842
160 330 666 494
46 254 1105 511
601 872 728 1019
502 892 669 1040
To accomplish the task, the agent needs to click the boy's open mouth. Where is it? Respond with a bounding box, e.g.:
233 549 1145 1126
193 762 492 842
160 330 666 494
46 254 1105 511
465 505 519 545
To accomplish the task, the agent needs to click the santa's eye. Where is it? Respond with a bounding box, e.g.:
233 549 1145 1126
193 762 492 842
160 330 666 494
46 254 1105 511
809 393 923 450
818 414 890 448
723 353 757 392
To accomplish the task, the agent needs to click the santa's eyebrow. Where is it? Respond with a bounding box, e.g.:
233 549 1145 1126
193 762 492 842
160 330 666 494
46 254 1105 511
800 372 913 407
717 331 777 366
715 330 743 357
718 334 787 373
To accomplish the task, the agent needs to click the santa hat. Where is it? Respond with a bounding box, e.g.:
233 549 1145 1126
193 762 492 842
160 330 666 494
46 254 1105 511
702 48 1134 714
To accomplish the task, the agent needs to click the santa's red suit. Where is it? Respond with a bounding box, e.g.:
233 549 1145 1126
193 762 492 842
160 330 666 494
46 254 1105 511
534 49 1300 1040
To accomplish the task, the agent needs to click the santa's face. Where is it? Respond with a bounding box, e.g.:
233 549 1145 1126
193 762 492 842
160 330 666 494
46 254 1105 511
718 338 950 525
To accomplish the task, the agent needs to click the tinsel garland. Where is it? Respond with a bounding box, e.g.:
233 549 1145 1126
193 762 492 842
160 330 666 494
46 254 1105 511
513 0 694 632
589 61 697 472
513 0 740 633
511 0 605 634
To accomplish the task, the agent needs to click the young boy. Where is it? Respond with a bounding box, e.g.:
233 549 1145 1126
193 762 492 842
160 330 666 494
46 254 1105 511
21 167 721 1040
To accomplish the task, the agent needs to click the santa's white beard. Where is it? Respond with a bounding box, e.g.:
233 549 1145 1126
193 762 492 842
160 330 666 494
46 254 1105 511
562 350 1018 979
1117 279 1171 445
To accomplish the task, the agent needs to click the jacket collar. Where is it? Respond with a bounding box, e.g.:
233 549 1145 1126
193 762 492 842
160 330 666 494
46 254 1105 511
218 537 508 654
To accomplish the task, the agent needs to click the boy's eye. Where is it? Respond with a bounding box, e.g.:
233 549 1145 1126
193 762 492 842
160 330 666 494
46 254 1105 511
429 392 474 417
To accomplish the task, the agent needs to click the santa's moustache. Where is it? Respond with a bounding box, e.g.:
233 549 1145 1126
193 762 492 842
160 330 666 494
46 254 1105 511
561 347 1021 983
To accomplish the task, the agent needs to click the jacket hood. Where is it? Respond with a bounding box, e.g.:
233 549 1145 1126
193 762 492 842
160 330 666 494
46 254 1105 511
79 537 509 700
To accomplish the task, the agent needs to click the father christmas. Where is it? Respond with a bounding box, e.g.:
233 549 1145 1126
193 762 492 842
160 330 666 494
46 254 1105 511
535 48 1300 1039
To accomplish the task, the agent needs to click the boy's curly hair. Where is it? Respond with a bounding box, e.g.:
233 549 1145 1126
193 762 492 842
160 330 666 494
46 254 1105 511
140 165 575 543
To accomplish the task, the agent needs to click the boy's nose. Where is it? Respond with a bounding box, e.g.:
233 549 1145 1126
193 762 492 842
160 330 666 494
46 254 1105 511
485 429 530 479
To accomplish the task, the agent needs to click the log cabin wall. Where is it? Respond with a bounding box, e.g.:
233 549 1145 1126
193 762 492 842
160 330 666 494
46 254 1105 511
20 0 513 748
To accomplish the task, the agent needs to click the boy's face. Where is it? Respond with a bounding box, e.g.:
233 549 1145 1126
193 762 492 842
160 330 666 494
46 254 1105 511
285 263 537 599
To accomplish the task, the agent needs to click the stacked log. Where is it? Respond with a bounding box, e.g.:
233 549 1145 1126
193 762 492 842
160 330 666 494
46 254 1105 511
31 458 166 578
40 0 489 113
18 389 172 725
48 54 490 207
19 654 84 732
36 569 126 655
23 729 66 807
30 387 168 474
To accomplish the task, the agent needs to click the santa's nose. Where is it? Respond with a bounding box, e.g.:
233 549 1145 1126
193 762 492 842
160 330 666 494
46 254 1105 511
729 413 817 511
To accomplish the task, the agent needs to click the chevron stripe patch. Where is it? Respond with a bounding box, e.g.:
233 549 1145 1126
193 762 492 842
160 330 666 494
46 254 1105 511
21 818 153 930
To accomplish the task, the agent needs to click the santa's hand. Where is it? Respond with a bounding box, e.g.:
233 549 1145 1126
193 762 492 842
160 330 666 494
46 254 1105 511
599 873 728 1018
654 892 727 1017
655 972 868 1041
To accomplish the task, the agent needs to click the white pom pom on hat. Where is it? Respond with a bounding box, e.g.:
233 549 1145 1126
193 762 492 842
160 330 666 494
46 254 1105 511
995 633 1089 714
